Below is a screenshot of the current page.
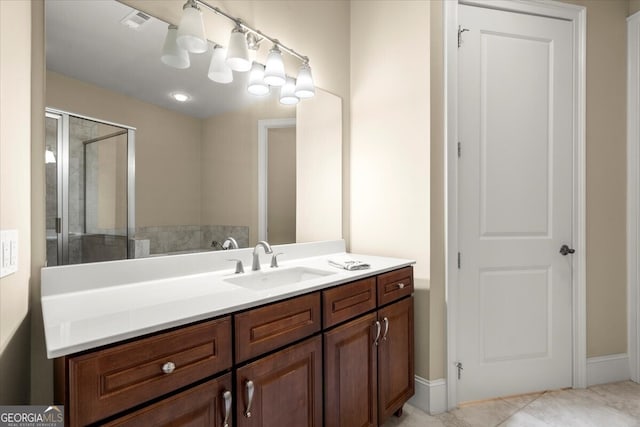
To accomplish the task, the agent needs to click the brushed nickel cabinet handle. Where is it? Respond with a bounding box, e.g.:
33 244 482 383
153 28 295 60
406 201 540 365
245 380 255 418
374 320 382 346
222 390 232 427
161 362 175 374
382 317 389 342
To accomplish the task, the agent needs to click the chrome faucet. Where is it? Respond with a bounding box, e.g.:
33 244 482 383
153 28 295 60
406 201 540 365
252 241 273 271
222 237 239 250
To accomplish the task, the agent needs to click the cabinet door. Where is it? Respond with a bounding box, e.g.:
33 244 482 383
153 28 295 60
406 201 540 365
103 373 233 427
324 312 378 427
236 335 323 427
377 297 414 424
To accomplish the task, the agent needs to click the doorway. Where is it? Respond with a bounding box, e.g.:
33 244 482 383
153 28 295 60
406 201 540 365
445 0 586 408
258 118 296 243
45 109 135 265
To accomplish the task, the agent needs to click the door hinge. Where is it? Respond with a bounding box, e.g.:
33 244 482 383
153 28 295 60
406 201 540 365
457 252 461 269
457 142 461 158
458 26 470 48
455 361 464 379
55 217 62 234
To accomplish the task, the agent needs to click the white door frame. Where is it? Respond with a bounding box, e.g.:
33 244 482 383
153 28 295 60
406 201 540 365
627 11 640 384
258 118 296 242
444 0 586 409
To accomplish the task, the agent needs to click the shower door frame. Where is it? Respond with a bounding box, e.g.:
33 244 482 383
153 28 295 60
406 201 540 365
45 107 136 265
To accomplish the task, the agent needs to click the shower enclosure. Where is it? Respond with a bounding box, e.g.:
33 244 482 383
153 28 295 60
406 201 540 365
45 109 135 265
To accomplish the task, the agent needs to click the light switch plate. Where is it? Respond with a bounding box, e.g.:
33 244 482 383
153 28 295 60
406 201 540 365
0 229 18 278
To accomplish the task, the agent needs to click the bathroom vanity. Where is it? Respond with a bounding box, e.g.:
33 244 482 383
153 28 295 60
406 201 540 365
42 241 414 426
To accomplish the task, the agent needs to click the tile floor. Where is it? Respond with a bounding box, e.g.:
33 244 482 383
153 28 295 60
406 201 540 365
382 381 640 427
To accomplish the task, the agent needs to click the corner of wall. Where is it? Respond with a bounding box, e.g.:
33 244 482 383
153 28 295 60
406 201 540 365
30 0 53 405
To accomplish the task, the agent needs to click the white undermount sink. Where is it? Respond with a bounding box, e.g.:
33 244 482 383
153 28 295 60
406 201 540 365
224 266 336 290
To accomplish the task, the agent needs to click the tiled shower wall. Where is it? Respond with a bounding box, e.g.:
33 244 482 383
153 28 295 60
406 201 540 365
134 225 250 256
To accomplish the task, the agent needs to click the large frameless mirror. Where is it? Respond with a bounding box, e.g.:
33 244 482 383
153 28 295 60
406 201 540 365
44 0 342 264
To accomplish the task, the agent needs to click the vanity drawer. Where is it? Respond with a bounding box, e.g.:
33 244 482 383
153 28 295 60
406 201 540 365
377 266 413 306
67 317 232 427
235 292 321 363
323 277 376 328
103 373 233 427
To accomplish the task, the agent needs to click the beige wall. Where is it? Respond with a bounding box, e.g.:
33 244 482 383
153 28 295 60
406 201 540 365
563 0 629 357
429 0 446 380
350 1 431 378
296 89 343 243
0 0 32 404
200 96 293 245
46 72 203 228
631 0 640 15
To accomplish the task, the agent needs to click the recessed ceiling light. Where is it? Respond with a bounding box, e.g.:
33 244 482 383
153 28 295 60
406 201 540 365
171 92 191 102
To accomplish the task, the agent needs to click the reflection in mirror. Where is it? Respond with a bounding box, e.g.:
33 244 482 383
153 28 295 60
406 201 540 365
44 0 342 263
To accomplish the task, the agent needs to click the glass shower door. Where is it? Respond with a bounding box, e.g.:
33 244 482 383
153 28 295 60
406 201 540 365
45 113 63 266
45 109 135 265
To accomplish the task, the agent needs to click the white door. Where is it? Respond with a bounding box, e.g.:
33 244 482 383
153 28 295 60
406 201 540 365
457 4 574 402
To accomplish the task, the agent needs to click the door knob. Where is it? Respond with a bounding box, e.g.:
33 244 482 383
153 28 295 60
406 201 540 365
559 245 575 256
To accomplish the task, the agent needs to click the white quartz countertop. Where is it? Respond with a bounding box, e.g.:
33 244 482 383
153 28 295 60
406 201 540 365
41 240 414 358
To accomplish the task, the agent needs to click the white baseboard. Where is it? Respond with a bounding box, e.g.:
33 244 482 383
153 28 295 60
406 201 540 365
587 353 630 386
408 376 447 415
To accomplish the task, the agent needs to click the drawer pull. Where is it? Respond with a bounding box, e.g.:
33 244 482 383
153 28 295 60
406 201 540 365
373 320 382 346
382 317 389 342
245 380 255 418
398 282 405 289
161 362 176 374
222 390 232 427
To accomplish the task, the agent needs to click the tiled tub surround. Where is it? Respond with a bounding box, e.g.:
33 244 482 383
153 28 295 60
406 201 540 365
41 240 414 358
134 224 250 255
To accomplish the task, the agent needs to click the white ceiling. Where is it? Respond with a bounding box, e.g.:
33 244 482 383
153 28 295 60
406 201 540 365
45 0 281 119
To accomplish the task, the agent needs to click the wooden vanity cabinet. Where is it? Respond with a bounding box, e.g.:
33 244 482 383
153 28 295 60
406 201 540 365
324 312 379 427
235 336 323 427
102 373 233 427
56 266 413 427
377 296 414 423
323 268 414 427
57 316 232 427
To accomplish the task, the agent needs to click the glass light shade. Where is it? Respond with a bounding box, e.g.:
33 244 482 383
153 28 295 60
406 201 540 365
264 46 286 86
247 62 269 95
176 4 207 54
161 25 190 69
295 63 315 98
45 148 56 164
226 28 251 72
280 77 299 105
208 46 233 84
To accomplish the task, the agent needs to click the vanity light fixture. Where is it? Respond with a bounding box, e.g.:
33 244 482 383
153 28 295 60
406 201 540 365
246 32 262 63
171 92 191 102
208 45 233 84
295 62 315 99
166 0 315 99
176 0 207 54
264 44 286 87
226 26 251 72
161 25 190 69
279 77 299 105
247 62 270 95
